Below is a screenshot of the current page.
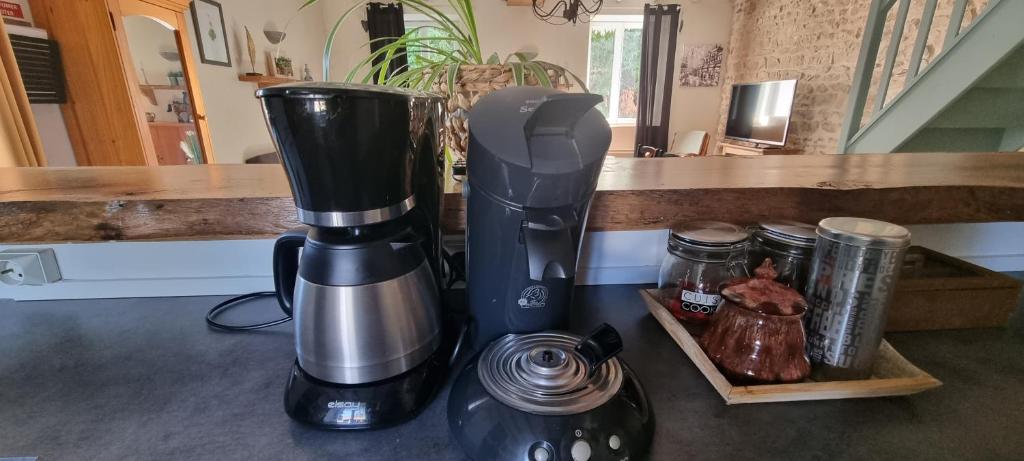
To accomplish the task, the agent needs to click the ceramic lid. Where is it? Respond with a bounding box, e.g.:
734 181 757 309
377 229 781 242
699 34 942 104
476 332 622 416
721 259 807 316
758 220 817 248
670 221 750 248
817 217 911 249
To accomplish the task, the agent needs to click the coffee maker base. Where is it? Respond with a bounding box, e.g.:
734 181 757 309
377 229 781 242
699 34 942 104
283 351 448 430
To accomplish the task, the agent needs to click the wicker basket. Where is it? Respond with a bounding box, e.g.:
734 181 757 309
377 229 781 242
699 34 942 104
433 64 572 162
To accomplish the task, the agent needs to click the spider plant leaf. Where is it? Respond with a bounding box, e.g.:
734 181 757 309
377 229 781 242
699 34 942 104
446 63 459 96
407 69 425 90
423 64 444 92
298 0 319 11
360 58 391 84
399 1 471 46
399 0 480 62
386 63 437 88
525 62 552 88
406 43 466 63
348 44 406 82
378 46 400 84
508 50 538 63
486 52 500 65
346 38 457 83
455 0 481 61
510 62 524 86
322 1 363 80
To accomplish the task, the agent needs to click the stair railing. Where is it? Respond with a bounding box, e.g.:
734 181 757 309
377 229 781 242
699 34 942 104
838 0 989 153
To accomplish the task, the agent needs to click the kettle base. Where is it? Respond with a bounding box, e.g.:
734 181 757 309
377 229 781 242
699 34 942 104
283 348 448 430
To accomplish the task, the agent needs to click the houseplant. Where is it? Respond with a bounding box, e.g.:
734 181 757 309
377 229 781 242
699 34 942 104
300 0 588 161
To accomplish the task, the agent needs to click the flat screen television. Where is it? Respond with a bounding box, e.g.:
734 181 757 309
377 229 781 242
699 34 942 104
724 79 798 147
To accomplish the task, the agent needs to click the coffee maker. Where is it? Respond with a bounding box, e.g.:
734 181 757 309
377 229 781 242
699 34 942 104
463 87 611 351
256 83 449 429
449 88 654 461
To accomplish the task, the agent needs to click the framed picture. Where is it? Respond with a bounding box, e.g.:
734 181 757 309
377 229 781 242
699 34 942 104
679 43 724 87
190 0 231 67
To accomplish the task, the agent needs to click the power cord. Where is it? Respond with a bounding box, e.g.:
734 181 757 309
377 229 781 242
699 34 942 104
205 291 291 331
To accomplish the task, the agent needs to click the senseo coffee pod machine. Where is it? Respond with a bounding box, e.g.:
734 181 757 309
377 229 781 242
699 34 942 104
450 88 655 460
462 87 611 351
257 83 449 430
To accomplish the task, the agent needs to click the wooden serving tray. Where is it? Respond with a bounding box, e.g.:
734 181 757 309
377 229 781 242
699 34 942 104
640 289 942 405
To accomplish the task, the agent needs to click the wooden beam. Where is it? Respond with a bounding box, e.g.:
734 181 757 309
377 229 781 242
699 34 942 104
2 153 1024 243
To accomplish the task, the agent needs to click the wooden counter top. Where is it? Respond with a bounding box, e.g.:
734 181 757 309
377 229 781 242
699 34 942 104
2 153 1023 243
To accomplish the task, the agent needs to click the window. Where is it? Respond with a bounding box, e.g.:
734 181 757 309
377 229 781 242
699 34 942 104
587 15 643 124
403 18 459 70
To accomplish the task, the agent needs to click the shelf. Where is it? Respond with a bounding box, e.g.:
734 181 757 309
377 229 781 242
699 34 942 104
1 153 1024 242
237 74 297 88
139 84 187 105
140 84 185 91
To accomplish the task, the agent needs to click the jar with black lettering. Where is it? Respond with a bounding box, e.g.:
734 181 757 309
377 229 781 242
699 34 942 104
657 221 750 324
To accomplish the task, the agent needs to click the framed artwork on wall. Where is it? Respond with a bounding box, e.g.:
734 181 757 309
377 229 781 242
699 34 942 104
190 0 231 67
679 43 724 87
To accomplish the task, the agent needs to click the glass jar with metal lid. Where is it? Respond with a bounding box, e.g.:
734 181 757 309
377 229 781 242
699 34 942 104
745 221 818 294
657 221 750 323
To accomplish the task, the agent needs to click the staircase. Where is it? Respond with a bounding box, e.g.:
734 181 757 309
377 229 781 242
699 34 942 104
839 0 1024 153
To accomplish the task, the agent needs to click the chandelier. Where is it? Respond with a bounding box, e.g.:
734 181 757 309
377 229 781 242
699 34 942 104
532 0 604 25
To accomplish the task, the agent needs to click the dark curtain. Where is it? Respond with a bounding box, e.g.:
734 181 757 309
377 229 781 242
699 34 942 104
365 3 407 79
635 4 681 156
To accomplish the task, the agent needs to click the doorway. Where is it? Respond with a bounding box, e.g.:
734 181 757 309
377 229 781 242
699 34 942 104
112 0 214 165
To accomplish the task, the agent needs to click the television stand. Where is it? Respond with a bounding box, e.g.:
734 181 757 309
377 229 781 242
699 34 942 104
719 140 801 156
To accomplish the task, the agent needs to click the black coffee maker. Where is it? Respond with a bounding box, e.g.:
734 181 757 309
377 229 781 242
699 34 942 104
449 88 654 461
257 83 449 429
463 87 611 351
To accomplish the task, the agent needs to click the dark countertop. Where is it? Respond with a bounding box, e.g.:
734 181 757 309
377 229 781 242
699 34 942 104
1 284 1023 460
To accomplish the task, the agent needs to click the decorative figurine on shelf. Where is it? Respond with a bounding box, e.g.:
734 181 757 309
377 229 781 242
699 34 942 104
301 64 313 81
243 26 261 77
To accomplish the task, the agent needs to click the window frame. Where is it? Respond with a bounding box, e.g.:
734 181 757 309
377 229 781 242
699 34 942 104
587 15 644 125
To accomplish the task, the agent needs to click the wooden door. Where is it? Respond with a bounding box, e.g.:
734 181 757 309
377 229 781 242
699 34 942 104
29 0 150 165
111 0 215 164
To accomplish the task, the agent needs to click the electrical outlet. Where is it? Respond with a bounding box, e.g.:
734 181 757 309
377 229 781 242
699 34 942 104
0 248 62 286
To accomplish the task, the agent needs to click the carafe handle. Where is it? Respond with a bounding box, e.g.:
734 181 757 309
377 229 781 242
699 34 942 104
273 228 309 316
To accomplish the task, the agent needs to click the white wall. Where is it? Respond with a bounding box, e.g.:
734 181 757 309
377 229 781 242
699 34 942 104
124 16 181 87
670 0 734 154
183 0 328 164
29 104 75 166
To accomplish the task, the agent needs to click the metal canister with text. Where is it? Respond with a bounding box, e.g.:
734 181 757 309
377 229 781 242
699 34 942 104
803 217 911 381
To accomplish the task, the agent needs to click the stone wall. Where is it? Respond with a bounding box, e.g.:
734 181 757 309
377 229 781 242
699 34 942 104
716 0 987 154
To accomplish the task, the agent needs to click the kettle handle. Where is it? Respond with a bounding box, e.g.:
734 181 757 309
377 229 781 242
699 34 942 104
273 228 309 316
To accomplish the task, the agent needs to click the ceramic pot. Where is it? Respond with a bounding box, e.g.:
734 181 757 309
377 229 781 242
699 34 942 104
699 259 811 384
